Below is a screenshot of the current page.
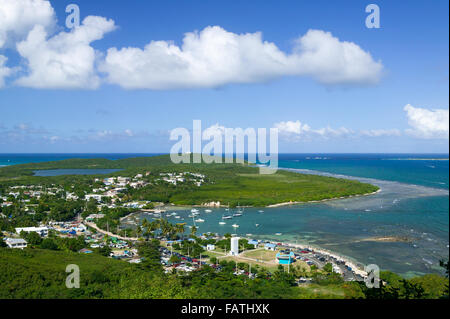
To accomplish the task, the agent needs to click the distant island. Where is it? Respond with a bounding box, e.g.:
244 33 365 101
0 155 379 207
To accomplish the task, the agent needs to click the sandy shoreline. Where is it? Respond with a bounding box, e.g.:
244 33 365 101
252 237 369 277
188 188 382 209
265 188 382 208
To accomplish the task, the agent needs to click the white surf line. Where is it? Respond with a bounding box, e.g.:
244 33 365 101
279 167 449 198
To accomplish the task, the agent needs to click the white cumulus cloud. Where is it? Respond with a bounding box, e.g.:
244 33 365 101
0 55 13 87
0 0 55 48
15 16 116 89
404 104 449 139
360 129 401 137
100 26 383 90
274 120 355 140
274 120 311 135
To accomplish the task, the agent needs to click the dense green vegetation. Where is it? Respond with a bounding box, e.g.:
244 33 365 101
1 244 447 299
0 155 379 207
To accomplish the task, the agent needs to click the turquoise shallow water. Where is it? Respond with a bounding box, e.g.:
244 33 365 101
1 153 448 277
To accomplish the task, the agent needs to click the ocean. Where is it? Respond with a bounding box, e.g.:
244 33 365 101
0 153 448 277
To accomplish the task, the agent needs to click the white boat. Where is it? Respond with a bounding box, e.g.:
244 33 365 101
232 224 239 228
233 212 242 217
175 216 180 219
255 224 260 227
205 209 212 213
275 232 282 236
222 215 233 220
246 233 252 236
258 210 264 213
191 209 199 213
219 221 226 225
195 219 205 223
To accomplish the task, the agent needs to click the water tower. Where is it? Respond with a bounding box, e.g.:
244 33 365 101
230 237 239 255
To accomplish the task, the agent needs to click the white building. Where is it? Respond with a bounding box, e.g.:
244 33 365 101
5 238 27 249
86 214 105 220
85 194 103 202
230 237 239 256
206 244 215 251
15 226 49 237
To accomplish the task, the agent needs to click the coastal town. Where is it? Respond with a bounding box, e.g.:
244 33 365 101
1 170 369 285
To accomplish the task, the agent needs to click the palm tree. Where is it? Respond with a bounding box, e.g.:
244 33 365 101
175 223 185 239
141 219 150 239
157 218 171 238
103 234 109 245
190 225 197 237
136 225 143 238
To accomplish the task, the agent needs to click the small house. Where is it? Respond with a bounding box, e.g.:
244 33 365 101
5 238 27 249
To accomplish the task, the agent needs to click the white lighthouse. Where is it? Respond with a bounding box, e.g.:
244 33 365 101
230 237 239 256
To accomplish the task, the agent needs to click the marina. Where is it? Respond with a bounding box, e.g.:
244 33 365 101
123 164 449 278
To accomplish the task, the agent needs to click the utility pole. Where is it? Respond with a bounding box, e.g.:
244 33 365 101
288 254 291 274
249 263 251 278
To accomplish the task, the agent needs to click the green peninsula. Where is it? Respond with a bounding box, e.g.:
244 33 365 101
0 155 379 207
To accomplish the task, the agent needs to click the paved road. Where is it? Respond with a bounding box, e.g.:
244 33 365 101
84 221 138 241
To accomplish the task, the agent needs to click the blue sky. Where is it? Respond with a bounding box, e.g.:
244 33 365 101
0 0 448 153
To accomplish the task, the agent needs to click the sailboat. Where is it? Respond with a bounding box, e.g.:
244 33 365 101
222 213 233 220
205 209 212 213
219 221 226 225
232 224 239 228
233 205 244 217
